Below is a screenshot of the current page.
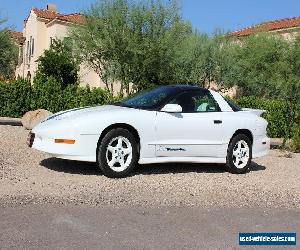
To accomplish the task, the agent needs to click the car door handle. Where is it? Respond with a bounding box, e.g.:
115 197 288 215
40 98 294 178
214 120 222 124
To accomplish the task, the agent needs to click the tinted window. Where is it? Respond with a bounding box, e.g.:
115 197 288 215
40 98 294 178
224 98 242 112
169 91 220 113
116 86 178 110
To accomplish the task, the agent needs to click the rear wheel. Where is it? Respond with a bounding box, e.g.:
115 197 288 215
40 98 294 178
226 134 252 174
97 128 138 178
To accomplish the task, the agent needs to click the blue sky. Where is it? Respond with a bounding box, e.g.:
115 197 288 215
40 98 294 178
1 0 299 34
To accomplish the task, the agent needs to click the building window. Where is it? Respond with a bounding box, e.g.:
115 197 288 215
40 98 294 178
25 36 35 63
26 40 30 63
18 45 24 65
29 36 32 57
31 38 34 56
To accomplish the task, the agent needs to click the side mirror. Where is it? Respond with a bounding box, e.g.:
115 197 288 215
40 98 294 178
161 104 182 113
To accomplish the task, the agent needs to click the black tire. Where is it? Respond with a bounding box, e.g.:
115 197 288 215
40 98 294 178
226 134 252 174
97 128 138 178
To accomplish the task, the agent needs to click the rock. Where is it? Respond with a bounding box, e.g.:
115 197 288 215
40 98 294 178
21 109 53 130
270 138 284 149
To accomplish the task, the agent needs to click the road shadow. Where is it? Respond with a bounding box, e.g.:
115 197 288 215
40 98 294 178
40 158 100 175
40 157 266 176
136 161 265 176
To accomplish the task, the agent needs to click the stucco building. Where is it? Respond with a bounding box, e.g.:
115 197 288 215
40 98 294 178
14 4 105 88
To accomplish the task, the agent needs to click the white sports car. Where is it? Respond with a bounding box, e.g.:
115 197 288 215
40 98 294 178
28 85 270 178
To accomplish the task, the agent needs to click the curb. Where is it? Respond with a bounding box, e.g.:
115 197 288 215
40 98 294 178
0 117 22 126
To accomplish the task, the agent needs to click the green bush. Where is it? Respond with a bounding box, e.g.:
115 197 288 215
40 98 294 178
235 96 300 151
31 75 65 113
288 126 300 153
0 79 31 117
63 84 113 110
31 76 113 113
36 39 79 88
235 96 290 138
0 77 113 117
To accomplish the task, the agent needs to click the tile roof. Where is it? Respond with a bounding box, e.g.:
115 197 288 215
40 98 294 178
231 16 300 37
30 8 85 25
55 13 85 24
32 8 59 20
8 30 25 44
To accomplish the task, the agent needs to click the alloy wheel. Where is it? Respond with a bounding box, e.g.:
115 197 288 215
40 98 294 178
232 140 250 169
105 136 133 172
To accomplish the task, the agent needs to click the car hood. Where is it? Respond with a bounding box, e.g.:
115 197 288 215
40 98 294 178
45 105 130 122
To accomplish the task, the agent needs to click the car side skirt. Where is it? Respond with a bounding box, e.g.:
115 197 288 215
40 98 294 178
139 157 226 164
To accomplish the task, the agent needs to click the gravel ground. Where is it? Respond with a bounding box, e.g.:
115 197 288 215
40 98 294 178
0 125 299 208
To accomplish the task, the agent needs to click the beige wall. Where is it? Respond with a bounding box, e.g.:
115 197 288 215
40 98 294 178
47 22 69 42
16 10 39 80
79 63 105 88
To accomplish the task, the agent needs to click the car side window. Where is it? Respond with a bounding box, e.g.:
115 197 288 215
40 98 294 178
169 91 220 113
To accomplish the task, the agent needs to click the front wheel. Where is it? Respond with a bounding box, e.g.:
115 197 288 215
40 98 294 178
226 134 252 174
97 128 138 178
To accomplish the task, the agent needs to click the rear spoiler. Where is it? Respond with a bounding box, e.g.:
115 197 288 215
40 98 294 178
241 108 266 116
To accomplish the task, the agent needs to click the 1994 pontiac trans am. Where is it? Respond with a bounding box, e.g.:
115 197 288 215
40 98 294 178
27 85 270 178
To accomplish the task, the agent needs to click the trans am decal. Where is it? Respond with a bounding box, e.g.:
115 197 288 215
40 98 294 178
166 147 186 152
157 146 186 152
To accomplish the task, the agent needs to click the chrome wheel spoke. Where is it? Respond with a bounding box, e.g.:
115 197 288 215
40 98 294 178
117 138 123 149
233 150 239 157
108 146 115 153
240 157 247 165
123 147 132 155
119 157 125 166
108 157 117 167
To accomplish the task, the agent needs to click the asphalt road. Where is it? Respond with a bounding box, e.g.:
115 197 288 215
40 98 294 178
0 205 299 250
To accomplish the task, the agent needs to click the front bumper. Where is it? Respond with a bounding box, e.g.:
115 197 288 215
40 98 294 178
30 133 100 162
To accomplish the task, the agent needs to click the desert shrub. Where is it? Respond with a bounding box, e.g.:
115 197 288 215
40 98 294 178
31 76 113 113
36 39 79 88
63 85 113 110
235 96 290 138
0 27 18 80
287 125 300 153
235 96 300 152
0 79 31 117
0 77 113 117
30 74 65 113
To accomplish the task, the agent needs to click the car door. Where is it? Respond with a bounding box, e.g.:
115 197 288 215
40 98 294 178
155 90 226 158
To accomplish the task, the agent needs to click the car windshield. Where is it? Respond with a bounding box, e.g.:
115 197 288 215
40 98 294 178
114 86 178 110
